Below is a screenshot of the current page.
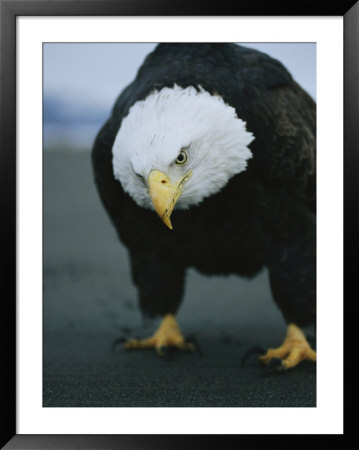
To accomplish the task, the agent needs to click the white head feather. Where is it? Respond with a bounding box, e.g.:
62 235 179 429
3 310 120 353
112 85 254 210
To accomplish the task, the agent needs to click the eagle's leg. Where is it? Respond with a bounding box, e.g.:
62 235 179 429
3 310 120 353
124 314 194 355
262 213 316 370
124 251 193 356
259 323 316 369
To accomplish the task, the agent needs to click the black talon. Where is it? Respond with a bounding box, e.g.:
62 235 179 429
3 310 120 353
241 345 267 367
186 335 203 357
159 345 172 359
111 336 126 352
264 357 284 373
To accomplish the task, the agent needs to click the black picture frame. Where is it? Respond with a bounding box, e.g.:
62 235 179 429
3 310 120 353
1 1 356 448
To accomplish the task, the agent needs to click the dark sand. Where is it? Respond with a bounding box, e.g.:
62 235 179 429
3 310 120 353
43 150 316 408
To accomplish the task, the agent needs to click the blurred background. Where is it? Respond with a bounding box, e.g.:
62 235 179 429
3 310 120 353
43 44 316 408
43 43 316 151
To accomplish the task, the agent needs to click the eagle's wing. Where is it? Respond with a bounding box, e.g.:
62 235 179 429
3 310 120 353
230 45 316 210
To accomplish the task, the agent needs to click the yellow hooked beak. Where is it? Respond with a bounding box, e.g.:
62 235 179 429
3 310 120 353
147 169 193 230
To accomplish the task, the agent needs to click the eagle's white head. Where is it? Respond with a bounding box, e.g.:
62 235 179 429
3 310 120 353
112 85 254 229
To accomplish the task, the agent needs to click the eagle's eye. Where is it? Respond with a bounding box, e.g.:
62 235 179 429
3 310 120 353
176 149 188 165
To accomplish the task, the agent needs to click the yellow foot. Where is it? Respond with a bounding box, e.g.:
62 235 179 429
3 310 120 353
124 314 195 356
260 324 316 370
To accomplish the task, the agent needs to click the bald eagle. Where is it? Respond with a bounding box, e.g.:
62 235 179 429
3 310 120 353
92 43 316 370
